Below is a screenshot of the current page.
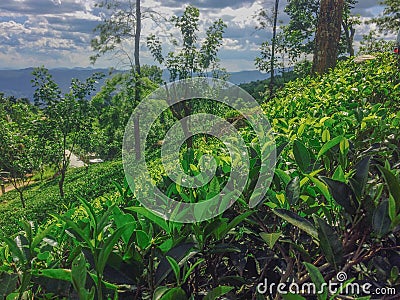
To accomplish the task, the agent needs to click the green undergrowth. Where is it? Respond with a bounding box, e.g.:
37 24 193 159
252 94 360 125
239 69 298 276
264 54 400 149
0 54 399 299
0 161 124 236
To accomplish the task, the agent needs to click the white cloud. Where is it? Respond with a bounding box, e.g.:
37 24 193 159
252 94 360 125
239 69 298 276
0 0 387 71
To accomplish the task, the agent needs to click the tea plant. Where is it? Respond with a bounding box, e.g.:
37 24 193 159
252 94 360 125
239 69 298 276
0 53 399 299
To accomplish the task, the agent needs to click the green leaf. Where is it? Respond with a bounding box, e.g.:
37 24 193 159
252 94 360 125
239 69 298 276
350 156 370 199
71 252 94 300
320 177 356 214
159 287 187 300
97 224 130 275
208 177 220 194
328 277 357 300
203 286 234 300
389 195 396 221
321 129 330 143
153 286 170 300
88 272 119 290
275 168 292 186
372 200 391 237
38 269 72 282
260 232 281 248
307 175 332 202
377 166 400 214
182 258 205 284
126 206 169 233
303 262 327 300
71 253 87 287
0 235 26 263
273 209 318 240
281 294 307 300
77 197 97 232
339 138 349 155
293 140 311 173
18 220 33 245
0 273 18 297
332 165 345 182
217 210 254 239
286 177 300 205
166 256 181 284
317 135 343 158
315 217 343 270
112 207 136 245
96 204 116 237
135 230 150 250
32 224 55 249
60 217 94 251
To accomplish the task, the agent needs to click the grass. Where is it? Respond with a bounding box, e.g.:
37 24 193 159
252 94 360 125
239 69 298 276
0 160 124 235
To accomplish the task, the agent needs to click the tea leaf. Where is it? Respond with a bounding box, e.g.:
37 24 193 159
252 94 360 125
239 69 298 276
350 156 370 199
320 177 356 214
260 232 281 248
282 294 307 300
38 269 72 282
377 166 400 213
126 206 169 232
273 209 318 240
158 287 187 300
317 135 343 158
315 217 343 270
166 256 181 284
303 262 327 300
286 176 300 205
203 286 234 300
293 140 311 173
372 200 391 237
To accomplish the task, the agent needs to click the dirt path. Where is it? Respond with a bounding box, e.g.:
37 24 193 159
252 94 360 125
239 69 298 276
1 150 86 196
65 150 86 168
2 179 36 195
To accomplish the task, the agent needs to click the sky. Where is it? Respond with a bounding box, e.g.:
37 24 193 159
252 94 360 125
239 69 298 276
0 0 388 72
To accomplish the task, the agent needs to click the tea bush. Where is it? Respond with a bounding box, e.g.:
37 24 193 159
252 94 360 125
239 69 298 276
0 161 124 236
0 54 399 299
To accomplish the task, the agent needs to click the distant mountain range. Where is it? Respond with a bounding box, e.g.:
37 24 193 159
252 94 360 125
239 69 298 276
0 68 269 101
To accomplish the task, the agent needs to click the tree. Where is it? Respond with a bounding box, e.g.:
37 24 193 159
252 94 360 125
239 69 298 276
312 0 345 74
371 0 400 34
91 0 150 67
358 30 397 54
255 0 281 98
341 0 360 57
32 67 103 197
147 6 226 82
147 5 226 148
90 66 160 160
91 0 162 160
282 0 320 61
0 100 40 208
281 0 358 64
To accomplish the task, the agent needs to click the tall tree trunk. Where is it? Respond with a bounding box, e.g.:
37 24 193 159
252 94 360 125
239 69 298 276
135 0 141 76
15 187 25 208
312 0 345 74
342 20 355 57
59 169 65 198
134 0 142 160
269 0 280 98
59 139 68 198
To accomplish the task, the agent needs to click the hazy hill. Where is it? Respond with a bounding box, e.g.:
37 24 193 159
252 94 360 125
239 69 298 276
0 68 268 101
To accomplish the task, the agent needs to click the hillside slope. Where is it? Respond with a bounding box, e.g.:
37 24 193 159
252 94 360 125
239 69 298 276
0 161 124 235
